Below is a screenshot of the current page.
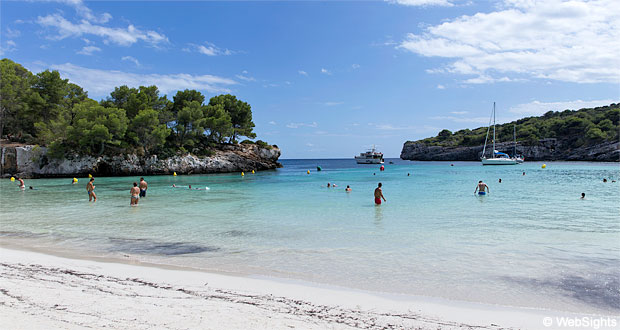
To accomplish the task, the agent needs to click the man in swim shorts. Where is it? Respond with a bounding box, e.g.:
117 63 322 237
374 183 386 205
345 185 352 192
86 178 97 202
474 180 489 195
130 182 140 205
139 177 148 197
17 177 25 190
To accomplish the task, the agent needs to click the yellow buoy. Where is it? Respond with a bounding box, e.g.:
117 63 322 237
88 174 93 178
542 164 547 169
73 177 78 182
252 170 255 174
173 172 177 176
10 177 15 182
307 170 310 174
241 172 245 176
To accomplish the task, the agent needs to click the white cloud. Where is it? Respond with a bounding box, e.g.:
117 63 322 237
36 14 168 46
398 0 620 84
323 101 344 106
42 63 236 97
286 122 318 129
121 56 140 67
49 0 112 23
509 99 617 116
298 70 308 76
306 143 315 147
5 28 21 38
77 45 101 55
352 64 360 69
437 84 445 89
189 42 233 56
235 74 255 82
268 121 277 125
387 0 453 6
429 115 490 124
0 40 17 55
320 68 332 75
450 111 468 115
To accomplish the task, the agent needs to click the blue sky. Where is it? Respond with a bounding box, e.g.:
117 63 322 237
1 0 618 158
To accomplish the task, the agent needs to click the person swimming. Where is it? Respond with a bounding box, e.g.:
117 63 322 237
474 181 489 195
407 173 410 176
130 182 140 206
374 183 386 205
522 172 526 176
327 182 331 188
86 178 97 202
603 178 607 182
581 193 586 199
499 178 502 183
345 185 351 192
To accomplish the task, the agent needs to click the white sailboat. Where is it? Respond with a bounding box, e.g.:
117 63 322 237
481 102 518 165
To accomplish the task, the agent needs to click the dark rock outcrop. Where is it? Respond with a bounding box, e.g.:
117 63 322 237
1 144 281 178
401 139 619 162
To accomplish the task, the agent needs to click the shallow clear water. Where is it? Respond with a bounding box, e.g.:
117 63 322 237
1 159 619 314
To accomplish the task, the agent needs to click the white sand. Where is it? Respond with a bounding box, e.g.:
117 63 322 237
0 247 613 329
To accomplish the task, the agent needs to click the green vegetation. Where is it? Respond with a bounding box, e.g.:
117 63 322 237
410 104 619 148
0 58 268 158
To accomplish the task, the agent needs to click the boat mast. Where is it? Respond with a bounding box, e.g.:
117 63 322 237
482 104 493 159
492 102 496 157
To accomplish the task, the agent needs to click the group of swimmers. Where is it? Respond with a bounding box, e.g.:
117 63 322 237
84 177 148 205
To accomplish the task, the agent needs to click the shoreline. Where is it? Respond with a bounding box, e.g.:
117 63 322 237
2 245 617 329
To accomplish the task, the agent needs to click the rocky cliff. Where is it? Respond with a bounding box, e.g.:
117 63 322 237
1 144 281 178
400 139 619 162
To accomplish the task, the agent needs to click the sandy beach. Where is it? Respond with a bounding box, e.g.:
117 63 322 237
3 246 613 330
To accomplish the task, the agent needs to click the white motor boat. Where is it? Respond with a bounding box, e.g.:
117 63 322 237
355 145 384 164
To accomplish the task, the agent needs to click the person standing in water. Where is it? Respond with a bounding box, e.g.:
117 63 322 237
474 181 489 195
130 182 140 206
345 185 352 192
86 178 97 202
139 177 148 198
374 183 386 205
581 193 586 199
16 177 25 190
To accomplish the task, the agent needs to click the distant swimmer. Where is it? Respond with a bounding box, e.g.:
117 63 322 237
29 186 34 190
374 183 386 205
613 180 617 183
189 184 192 189
345 185 352 192
581 193 586 199
522 172 526 176
499 178 502 183
451 164 454 166
139 177 148 197
407 173 410 176
172 184 177 188
17 177 25 190
603 178 607 183
130 182 140 206
327 182 331 188
86 178 97 202
474 181 489 195
332 184 337 188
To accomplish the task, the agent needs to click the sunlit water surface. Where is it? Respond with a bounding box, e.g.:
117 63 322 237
1 159 619 314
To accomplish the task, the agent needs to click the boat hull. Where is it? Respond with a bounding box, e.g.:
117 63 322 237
481 158 518 165
355 158 384 164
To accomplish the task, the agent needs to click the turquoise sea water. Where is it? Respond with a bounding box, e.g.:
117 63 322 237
1 159 619 314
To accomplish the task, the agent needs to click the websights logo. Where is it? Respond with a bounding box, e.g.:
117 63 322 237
542 316 618 329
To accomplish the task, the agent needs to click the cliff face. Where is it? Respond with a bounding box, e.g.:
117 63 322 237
400 139 619 162
1 144 281 178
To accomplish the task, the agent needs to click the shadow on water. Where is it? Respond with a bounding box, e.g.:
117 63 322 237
108 237 220 256
501 273 620 311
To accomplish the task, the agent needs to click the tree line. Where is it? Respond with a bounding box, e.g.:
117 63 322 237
0 58 266 158
411 104 619 149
